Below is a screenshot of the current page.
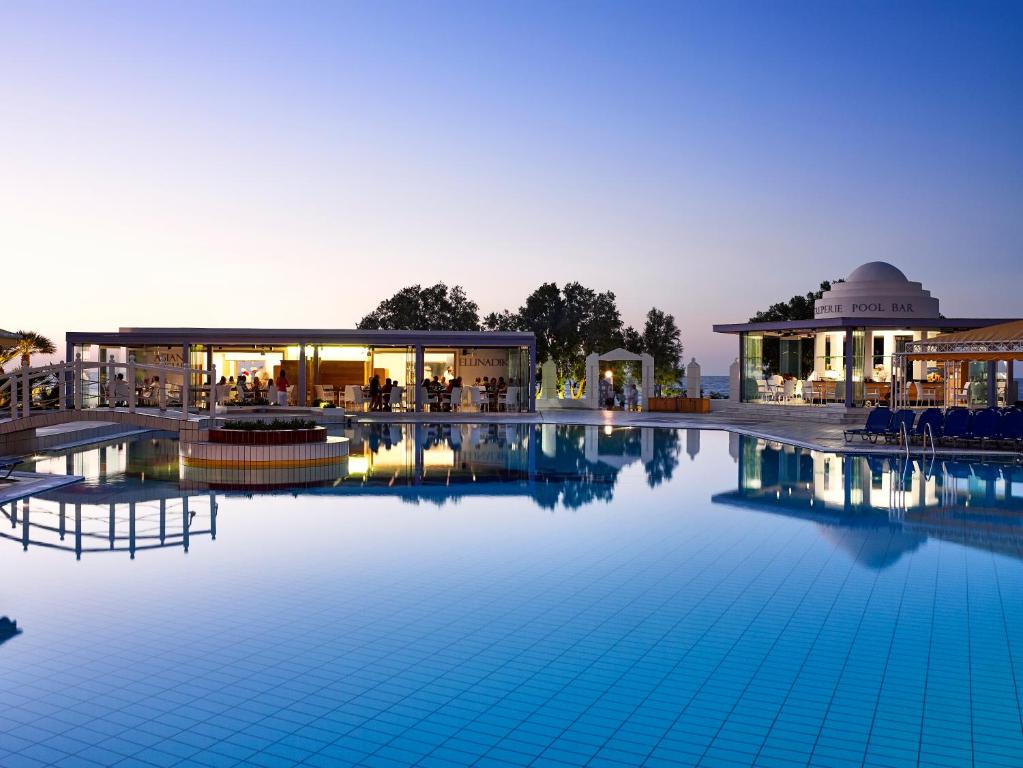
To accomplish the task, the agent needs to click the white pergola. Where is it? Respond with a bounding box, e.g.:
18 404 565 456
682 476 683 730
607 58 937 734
584 348 654 409
892 319 1023 409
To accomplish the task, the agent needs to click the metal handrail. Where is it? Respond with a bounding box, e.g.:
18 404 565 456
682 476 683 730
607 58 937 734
900 420 910 461
923 422 936 462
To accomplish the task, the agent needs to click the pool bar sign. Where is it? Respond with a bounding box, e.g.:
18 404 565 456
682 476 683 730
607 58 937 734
815 301 920 317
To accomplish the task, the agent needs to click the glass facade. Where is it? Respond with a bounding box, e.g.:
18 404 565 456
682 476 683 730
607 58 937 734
66 332 536 412
740 333 763 402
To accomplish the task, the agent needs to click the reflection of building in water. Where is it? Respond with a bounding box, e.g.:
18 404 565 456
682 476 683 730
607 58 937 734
322 424 682 508
584 427 653 468
713 435 1023 567
0 486 216 560
27 434 184 486
686 429 701 461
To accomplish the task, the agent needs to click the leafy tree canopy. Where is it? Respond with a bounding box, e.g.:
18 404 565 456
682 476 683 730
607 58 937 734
363 282 685 386
749 280 840 322
357 283 480 331
641 308 685 386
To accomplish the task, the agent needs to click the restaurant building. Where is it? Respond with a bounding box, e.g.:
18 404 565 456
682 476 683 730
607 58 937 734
64 327 536 412
713 261 1019 407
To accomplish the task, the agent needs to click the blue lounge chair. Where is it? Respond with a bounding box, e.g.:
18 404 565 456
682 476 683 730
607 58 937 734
909 408 943 443
969 408 1002 447
885 409 916 443
1000 409 1023 450
940 408 972 447
844 407 894 443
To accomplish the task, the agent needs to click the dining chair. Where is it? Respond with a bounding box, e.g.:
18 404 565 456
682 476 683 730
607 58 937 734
420 387 438 411
468 388 485 412
782 379 795 402
343 385 360 409
387 386 403 411
498 387 519 412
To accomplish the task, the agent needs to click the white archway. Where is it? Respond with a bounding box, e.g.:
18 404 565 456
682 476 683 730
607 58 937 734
584 348 654 409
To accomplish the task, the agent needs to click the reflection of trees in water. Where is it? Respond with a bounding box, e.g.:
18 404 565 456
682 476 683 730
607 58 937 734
346 423 683 511
645 429 681 488
535 425 617 510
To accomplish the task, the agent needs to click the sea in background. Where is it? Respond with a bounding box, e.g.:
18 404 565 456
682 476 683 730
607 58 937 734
694 376 1023 402
700 375 730 397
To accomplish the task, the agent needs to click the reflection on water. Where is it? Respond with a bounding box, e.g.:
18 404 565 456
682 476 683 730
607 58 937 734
0 425 683 558
4 427 1022 564
334 423 682 509
713 435 1023 567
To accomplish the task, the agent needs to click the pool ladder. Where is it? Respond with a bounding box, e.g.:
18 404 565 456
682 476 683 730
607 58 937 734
900 420 936 467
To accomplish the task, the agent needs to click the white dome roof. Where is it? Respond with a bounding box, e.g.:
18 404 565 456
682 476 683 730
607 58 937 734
847 261 908 283
814 260 940 319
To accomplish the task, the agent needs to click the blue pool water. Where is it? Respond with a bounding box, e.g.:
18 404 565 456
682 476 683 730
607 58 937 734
1 425 1022 768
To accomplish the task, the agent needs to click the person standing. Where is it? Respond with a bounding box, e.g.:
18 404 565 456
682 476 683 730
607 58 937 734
276 369 289 406
369 375 382 411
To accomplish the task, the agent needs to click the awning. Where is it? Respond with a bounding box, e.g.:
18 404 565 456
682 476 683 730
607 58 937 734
905 319 1023 361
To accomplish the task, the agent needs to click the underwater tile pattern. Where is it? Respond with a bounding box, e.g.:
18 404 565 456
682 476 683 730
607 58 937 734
0 428 1022 768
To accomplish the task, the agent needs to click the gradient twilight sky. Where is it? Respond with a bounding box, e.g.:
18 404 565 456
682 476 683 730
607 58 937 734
2 2 1021 372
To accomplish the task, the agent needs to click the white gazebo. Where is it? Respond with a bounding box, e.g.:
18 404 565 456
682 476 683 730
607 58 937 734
584 348 654 409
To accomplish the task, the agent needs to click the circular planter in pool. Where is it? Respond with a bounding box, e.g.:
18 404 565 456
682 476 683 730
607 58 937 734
209 426 327 445
179 434 349 488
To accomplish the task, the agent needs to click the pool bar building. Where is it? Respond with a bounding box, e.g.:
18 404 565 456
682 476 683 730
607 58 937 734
65 327 537 412
713 261 1020 407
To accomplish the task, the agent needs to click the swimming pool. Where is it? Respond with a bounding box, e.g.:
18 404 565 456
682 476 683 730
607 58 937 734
1 425 1021 767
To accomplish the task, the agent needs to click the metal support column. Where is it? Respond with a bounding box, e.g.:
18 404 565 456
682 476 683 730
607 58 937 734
844 328 855 408
298 343 307 407
987 360 997 408
181 343 191 419
414 344 425 412
527 343 536 412
63 346 74 409
738 332 746 403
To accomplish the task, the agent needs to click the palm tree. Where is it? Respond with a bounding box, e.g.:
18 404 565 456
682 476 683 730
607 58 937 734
0 331 56 369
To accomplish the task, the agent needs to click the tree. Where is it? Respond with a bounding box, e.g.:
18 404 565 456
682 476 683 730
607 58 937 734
514 283 571 368
750 280 838 322
622 326 643 354
640 308 684 387
357 283 480 331
493 282 629 380
566 283 624 371
482 310 519 332
0 330 56 369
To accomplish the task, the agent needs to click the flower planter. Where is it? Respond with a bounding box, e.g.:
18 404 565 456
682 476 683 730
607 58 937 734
209 427 326 445
678 397 710 413
647 397 679 412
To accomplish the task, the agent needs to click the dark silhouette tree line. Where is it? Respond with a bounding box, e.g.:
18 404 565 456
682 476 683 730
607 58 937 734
358 282 684 386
